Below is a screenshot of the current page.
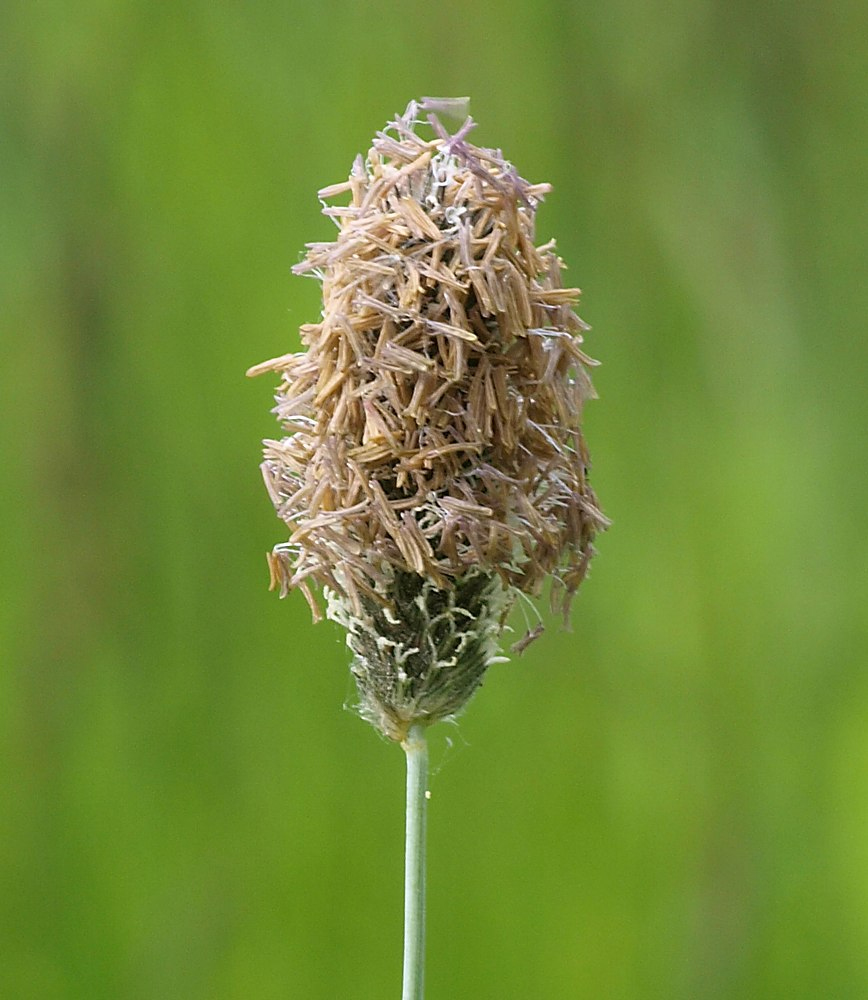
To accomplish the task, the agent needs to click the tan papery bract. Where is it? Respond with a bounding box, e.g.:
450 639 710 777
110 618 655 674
249 100 606 624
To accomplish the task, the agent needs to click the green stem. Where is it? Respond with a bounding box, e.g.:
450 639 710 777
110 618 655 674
401 723 428 1000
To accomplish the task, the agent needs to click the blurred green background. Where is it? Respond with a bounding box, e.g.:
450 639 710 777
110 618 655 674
2 1 867 997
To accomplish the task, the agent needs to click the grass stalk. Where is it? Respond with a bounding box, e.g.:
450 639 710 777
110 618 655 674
401 723 428 1000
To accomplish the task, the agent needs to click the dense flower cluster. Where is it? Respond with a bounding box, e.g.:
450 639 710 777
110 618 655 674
249 99 606 738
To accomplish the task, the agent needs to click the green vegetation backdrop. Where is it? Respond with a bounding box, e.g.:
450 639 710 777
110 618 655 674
2 1 867 997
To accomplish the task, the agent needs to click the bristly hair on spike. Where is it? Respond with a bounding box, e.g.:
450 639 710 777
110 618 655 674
419 96 471 121
248 99 607 739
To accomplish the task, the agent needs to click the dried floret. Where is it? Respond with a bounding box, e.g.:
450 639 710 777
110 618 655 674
249 99 607 738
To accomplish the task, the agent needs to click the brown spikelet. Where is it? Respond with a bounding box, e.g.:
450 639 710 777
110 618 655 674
250 99 606 619
250 99 607 737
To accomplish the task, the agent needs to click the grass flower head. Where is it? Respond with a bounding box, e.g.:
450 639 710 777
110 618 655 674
249 98 607 739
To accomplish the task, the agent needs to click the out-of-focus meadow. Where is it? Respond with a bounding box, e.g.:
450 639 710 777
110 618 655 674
2 1 867 997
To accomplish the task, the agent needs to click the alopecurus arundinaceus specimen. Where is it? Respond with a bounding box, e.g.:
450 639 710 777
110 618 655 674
248 98 607 740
